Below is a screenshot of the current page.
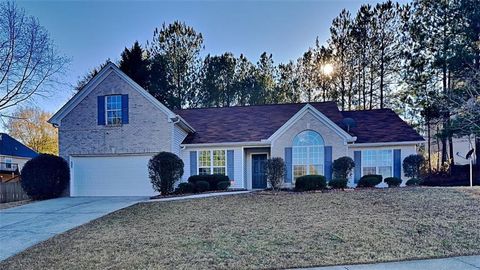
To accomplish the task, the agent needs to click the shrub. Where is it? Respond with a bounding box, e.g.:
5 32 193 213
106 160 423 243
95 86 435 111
188 174 230 190
357 174 382 188
148 152 184 195
295 175 327 191
406 178 422 186
175 182 195 194
332 156 355 179
403 154 425 179
195 181 210 192
21 154 69 200
216 181 231 190
264 157 286 190
329 178 348 189
384 177 402 187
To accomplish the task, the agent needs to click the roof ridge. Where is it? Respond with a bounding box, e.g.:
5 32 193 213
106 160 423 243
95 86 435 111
174 101 338 112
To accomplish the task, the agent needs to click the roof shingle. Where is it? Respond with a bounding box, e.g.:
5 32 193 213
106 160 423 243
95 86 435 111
0 133 38 158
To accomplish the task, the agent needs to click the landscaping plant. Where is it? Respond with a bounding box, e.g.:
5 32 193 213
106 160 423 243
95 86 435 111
148 152 184 195
264 157 286 190
21 154 69 200
295 175 327 191
332 156 355 179
403 154 425 179
175 182 195 194
384 177 402 187
188 174 229 190
357 175 382 188
195 181 210 192
406 178 422 186
329 178 348 189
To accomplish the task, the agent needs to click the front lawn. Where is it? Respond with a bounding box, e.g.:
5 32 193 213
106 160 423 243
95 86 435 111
1 187 480 269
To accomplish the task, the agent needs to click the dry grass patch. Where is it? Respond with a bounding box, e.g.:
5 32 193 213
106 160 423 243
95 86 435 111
1 187 480 269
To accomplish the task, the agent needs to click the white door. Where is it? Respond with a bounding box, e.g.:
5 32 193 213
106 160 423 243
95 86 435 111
71 155 156 196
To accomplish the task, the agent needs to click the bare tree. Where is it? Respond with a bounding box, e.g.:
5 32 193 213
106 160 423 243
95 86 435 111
0 1 68 111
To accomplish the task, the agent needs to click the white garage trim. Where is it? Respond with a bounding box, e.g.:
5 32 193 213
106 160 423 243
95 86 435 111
70 154 156 196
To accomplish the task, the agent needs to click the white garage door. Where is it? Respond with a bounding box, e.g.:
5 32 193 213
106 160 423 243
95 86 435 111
71 155 156 196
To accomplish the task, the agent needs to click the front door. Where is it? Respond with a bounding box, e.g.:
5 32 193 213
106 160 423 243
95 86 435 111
252 154 268 189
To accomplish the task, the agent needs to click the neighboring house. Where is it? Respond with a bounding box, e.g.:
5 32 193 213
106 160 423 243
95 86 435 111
49 63 424 196
0 133 38 182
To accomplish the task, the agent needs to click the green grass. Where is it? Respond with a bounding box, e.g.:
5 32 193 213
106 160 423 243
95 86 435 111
1 187 480 269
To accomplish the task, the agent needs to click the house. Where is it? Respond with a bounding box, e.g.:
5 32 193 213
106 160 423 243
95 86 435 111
0 133 38 182
49 63 424 196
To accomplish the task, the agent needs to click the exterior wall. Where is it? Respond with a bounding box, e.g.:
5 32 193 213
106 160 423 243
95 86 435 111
59 71 173 160
347 144 418 187
0 155 30 171
271 110 347 185
180 146 244 189
172 124 188 156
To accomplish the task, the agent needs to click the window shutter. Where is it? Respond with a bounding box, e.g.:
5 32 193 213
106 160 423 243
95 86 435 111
227 150 234 181
97 96 105 125
285 147 292 183
190 151 197 176
324 146 332 180
354 151 361 183
393 149 401 178
121 94 129 124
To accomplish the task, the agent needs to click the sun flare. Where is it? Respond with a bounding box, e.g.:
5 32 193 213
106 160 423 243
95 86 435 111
322 63 334 75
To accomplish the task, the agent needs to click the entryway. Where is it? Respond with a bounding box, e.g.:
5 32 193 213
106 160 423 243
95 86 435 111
252 154 267 189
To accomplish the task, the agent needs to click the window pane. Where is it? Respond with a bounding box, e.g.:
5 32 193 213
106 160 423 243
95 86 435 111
363 167 376 175
309 164 323 175
378 166 392 179
199 168 211 175
198 151 211 167
213 167 225 175
213 150 225 166
294 165 307 180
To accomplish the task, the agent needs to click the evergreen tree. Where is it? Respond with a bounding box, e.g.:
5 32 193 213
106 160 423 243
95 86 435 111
119 41 150 89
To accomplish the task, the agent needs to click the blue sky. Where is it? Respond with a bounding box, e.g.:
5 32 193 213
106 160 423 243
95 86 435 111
17 0 409 116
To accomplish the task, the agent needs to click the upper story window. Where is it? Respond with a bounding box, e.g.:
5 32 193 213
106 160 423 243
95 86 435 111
106 95 122 125
292 130 325 181
198 150 226 175
362 149 393 179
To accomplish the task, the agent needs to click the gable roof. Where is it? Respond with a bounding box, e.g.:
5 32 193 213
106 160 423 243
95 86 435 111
0 133 38 158
176 102 423 145
341 109 424 144
48 63 194 132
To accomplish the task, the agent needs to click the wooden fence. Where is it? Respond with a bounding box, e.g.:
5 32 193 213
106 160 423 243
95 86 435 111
0 181 30 203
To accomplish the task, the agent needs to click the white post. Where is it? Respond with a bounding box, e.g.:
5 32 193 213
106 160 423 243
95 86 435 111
470 157 473 188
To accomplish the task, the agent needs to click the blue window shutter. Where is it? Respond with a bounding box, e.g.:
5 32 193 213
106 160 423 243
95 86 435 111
227 150 234 181
324 146 332 180
190 151 197 176
122 94 129 124
393 149 401 178
97 96 105 125
354 151 362 183
285 147 292 183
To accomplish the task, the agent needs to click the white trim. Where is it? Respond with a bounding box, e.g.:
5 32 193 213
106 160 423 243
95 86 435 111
267 104 356 144
48 62 182 127
182 141 270 148
349 141 425 147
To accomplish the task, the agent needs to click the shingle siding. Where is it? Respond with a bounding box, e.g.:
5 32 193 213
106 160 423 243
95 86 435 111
59 71 172 160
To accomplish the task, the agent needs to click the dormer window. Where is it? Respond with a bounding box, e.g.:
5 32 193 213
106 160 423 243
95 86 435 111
106 95 122 125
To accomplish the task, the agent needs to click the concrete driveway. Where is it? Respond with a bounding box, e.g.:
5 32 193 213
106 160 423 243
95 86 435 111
0 196 145 261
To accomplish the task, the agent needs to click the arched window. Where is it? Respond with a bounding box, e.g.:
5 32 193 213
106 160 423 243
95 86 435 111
292 130 325 180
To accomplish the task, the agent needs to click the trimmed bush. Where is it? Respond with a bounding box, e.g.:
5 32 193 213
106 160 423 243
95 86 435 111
21 154 69 200
329 178 348 189
195 181 210 192
357 174 382 188
384 177 402 187
188 174 230 190
403 154 425 179
332 156 355 179
175 182 195 194
264 157 286 190
406 178 422 186
148 152 184 195
216 181 231 190
295 175 327 191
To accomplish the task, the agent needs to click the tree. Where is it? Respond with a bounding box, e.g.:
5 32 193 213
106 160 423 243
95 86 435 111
6 107 58 154
119 41 150 89
0 1 69 111
148 152 184 195
75 59 110 91
233 54 256 106
332 156 355 179
253 52 276 104
403 154 425 179
149 21 204 109
199 53 236 107
264 157 286 191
